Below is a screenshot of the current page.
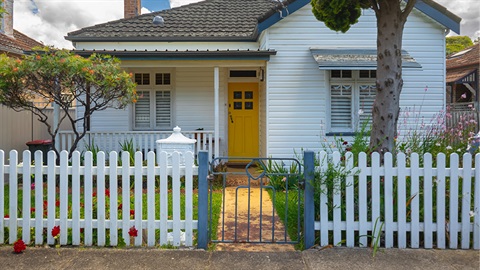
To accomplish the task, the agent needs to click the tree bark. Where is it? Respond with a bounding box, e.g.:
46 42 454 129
369 0 416 154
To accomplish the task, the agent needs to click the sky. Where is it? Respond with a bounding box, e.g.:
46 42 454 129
10 0 480 49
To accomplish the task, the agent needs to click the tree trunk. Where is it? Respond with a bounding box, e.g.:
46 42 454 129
369 0 410 154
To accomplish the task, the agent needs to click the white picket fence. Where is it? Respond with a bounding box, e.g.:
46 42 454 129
0 149 198 247
315 151 480 249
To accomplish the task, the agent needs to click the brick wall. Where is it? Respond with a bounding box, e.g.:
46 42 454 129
124 0 141 19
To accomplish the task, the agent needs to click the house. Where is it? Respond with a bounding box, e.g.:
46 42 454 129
0 0 43 57
446 43 479 107
64 0 461 159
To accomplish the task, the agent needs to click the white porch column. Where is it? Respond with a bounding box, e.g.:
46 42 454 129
214 66 220 158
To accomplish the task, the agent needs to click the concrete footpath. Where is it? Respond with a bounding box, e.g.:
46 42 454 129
0 246 478 270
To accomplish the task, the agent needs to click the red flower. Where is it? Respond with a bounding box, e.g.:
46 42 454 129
31 208 36 214
43 200 48 207
105 189 110 197
51 225 60 238
118 203 123 210
343 141 348 145
128 226 138 237
13 239 26 253
130 209 135 217
55 200 60 207
92 192 97 197
4 214 9 218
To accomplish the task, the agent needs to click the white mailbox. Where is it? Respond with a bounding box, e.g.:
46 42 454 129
156 126 196 165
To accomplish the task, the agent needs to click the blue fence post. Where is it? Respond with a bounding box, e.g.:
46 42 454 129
304 150 315 249
197 151 209 249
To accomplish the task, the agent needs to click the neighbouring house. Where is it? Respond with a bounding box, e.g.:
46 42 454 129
0 0 60 154
446 43 479 131
64 0 461 159
0 0 43 57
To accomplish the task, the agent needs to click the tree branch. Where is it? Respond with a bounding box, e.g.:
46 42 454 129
401 0 417 22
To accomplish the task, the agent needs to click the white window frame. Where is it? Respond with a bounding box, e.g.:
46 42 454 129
131 69 174 131
328 70 376 133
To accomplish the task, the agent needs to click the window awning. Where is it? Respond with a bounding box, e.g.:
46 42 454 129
310 48 422 70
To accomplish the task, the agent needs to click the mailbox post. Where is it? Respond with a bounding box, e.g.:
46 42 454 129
156 126 196 165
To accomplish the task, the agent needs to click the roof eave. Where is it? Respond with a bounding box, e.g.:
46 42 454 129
70 49 277 61
65 35 258 43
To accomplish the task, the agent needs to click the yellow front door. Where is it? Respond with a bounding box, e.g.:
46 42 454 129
228 83 259 158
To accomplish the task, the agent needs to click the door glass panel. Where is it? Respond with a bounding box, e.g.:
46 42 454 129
234 102 242 110
234 91 242 99
245 102 253 110
245 91 253 99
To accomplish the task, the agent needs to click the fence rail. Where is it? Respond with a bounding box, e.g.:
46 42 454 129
308 151 480 250
58 130 216 161
0 149 198 247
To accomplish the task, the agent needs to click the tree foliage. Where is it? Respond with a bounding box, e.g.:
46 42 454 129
0 48 137 157
311 0 370 33
0 0 5 18
311 0 418 155
446 36 473 55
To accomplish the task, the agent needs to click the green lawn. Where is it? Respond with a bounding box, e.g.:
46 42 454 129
2 184 222 247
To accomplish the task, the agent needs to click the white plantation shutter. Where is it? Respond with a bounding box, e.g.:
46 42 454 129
331 84 352 130
359 84 376 127
155 91 171 128
135 91 151 128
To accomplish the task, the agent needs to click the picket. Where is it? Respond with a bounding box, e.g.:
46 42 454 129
172 152 181 246
332 152 341 245
72 151 81 246
109 152 118 246
34 151 44 245
358 152 368 248
84 152 94 246
59 151 68 246
159 151 169 246
185 152 194 247
22 150 31 244
9 150 18 244
449 154 459 249
397 153 407 248
319 151 329 246
147 151 156 247
134 151 143 247
436 153 446 249
461 154 472 249
345 152 354 247
384 153 394 248
47 151 56 245
97 151 106 246
410 153 420 248
121 151 131 246
423 153 433 248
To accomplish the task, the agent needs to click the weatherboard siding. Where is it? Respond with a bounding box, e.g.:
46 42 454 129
263 6 446 157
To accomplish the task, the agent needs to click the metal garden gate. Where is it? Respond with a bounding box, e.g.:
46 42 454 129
207 157 303 245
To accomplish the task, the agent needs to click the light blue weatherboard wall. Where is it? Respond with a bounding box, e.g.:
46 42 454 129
261 6 447 158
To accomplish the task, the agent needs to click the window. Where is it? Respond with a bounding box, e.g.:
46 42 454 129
133 72 172 129
329 70 376 133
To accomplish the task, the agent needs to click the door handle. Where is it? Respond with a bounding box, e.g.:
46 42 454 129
229 114 234 123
